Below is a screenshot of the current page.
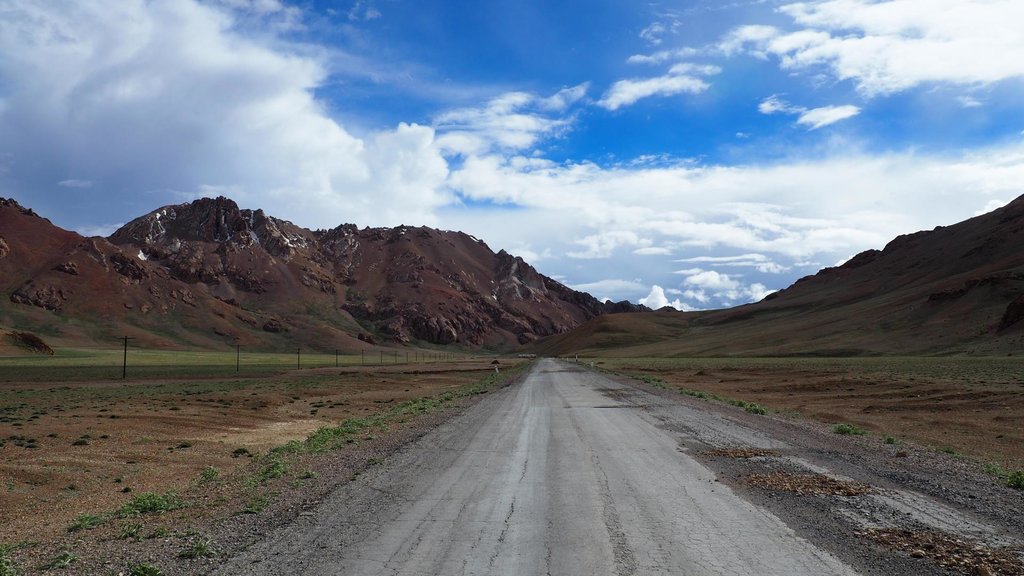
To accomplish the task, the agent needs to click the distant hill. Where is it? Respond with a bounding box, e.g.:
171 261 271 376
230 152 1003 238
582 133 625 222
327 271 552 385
535 195 1024 357
0 197 643 351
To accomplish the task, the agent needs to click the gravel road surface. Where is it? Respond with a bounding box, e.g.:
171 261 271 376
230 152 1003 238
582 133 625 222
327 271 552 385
215 359 1022 575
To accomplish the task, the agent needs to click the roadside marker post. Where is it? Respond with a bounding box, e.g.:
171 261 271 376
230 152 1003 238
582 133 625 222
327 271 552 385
121 336 135 379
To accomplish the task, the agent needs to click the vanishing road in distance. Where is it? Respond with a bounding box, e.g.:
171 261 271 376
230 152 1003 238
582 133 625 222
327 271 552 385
216 359 1014 575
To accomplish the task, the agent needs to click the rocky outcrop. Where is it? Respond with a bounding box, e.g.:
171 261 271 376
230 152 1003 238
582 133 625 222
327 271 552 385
10 283 68 310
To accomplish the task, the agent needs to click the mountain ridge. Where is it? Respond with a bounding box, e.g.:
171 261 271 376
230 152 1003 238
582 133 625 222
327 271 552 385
534 195 1024 357
1 196 644 351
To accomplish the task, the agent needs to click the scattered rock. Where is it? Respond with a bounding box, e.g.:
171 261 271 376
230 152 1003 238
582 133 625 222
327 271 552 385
702 447 780 458
744 471 874 496
0 237 9 258
858 527 1024 575
262 319 284 333
10 283 68 311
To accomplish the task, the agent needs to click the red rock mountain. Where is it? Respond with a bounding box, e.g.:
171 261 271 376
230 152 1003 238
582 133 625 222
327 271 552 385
537 194 1024 356
0 197 641 351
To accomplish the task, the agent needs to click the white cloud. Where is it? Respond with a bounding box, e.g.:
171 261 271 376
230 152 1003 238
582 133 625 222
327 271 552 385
598 64 719 110
975 199 1008 216
567 230 647 259
0 0 454 230
633 246 673 256
726 0 1024 96
57 179 93 188
677 269 774 305
570 279 647 294
640 22 667 46
627 47 701 65
639 285 694 311
434 86 585 156
795 105 861 129
759 96 860 129
958 95 983 108
677 253 789 273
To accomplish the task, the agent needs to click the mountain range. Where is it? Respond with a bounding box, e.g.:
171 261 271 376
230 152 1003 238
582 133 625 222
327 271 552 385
536 195 1024 357
0 196 642 352
5 194 1024 356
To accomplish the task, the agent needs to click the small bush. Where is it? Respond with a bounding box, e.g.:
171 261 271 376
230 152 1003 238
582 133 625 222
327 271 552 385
0 547 20 576
744 403 767 415
118 492 185 517
832 423 867 436
199 466 219 482
231 448 251 458
243 495 268 514
127 562 162 576
1007 470 1024 490
120 521 142 539
70 439 89 446
884 435 897 445
179 537 217 559
41 551 77 570
67 514 105 532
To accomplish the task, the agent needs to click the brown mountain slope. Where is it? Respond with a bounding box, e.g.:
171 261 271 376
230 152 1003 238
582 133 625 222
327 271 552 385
536 195 1024 357
1 197 641 351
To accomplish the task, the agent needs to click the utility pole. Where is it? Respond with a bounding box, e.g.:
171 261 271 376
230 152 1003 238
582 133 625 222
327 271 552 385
297 347 301 370
335 349 339 368
361 349 364 365
236 343 240 372
121 336 135 379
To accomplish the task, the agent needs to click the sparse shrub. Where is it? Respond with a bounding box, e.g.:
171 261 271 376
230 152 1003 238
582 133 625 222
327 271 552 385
179 537 217 559
744 403 767 415
67 513 105 532
126 562 162 576
939 446 956 455
70 439 89 446
884 435 897 445
1007 470 1024 490
833 423 867 436
41 551 77 570
257 455 287 482
298 469 316 480
231 448 251 458
120 521 142 539
199 466 219 482
118 492 185 517
0 546 20 576
243 495 268 514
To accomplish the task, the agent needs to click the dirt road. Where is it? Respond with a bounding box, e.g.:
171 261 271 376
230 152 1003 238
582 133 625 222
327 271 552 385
215 359 1023 575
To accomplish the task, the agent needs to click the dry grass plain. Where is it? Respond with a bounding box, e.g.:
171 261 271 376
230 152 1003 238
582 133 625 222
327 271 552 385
0 352 517 554
594 356 1024 471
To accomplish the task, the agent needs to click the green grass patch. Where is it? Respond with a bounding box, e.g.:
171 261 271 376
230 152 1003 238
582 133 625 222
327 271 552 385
40 551 77 570
179 537 217 559
1007 470 1024 490
0 545 21 576
744 403 767 415
199 466 219 482
126 562 163 576
67 514 106 532
832 423 868 436
118 492 185 517
242 495 269 514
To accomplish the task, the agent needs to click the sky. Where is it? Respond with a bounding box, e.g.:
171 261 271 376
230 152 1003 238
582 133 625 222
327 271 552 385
2 0 1023 310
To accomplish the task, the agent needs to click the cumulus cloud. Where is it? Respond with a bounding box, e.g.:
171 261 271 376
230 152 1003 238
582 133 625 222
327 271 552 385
434 86 586 156
598 63 720 110
675 268 774 305
0 0 448 229
639 285 694 311
759 96 860 129
727 0 1024 96
570 279 647 295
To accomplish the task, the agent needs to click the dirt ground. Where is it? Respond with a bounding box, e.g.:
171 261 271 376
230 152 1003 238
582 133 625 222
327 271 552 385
609 359 1024 470
0 360 507 546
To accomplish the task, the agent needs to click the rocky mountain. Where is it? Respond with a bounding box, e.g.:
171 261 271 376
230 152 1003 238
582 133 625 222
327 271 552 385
0 197 643 351
536 194 1024 357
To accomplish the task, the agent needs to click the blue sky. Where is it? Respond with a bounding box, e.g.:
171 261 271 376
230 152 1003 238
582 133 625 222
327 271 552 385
2 0 1024 310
